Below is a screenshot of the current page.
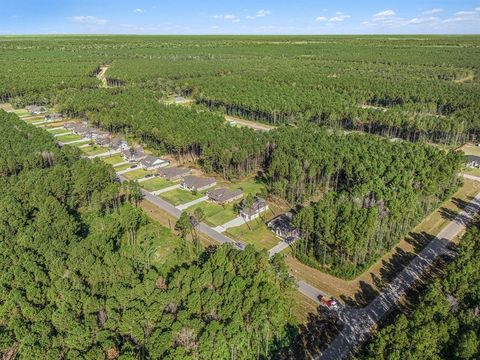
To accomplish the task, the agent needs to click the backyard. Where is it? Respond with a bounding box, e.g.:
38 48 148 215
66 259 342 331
102 154 125 165
159 188 206 206
187 201 239 227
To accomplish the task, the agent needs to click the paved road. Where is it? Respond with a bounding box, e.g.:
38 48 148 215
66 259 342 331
317 191 480 360
463 173 480 182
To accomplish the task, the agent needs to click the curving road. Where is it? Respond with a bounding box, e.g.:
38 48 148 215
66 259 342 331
317 191 480 360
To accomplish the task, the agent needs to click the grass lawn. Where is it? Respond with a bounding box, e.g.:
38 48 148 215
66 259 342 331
57 134 83 143
187 201 238 227
228 177 266 196
115 163 135 171
70 140 92 147
141 177 177 192
103 154 125 165
459 144 480 156
80 145 110 156
226 218 279 251
464 167 480 177
24 116 44 123
12 109 30 117
123 168 156 181
159 188 205 206
47 128 70 135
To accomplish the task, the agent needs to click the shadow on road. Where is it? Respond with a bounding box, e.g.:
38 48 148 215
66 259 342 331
276 308 342 360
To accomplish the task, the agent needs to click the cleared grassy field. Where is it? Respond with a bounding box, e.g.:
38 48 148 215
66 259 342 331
12 109 30 116
228 177 266 196
141 177 177 191
159 188 205 206
115 163 135 171
80 145 109 156
103 154 125 165
187 201 238 227
57 134 83 143
460 144 480 156
123 168 156 180
226 217 279 250
47 128 70 135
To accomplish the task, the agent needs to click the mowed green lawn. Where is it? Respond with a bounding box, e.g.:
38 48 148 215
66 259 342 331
103 154 125 165
187 201 238 227
141 177 177 192
464 167 480 177
81 145 110 156
57 134 83 143
228 178 266 196
47 128 70 135
115 163 135 171
460 144 480 156
123 168 156 180
226 218 279 251
159 188 205 206
12 109 30 117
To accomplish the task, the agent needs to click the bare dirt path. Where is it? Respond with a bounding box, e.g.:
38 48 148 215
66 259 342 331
225 115 276 132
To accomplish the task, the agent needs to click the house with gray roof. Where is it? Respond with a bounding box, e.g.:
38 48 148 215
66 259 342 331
122 147 147 162
26 105 46 115
157 167 191 181
139 155 169 170
467 155 480 168
181 176 217 192
207 188 243 205
109 138 129 151
44 113 63 122
267 212 300 243
240 197 269 221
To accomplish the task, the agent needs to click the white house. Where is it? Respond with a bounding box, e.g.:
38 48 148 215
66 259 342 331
240 197 269 221
139 155 169 170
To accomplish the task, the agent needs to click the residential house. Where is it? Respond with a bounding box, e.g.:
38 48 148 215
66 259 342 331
181 176 217 192
467 155 480 168
63 122 81 131
86 129 109 140
44 113 63 122
95 137 112 147
109 138 129 151
207 188 243 205
267 212 300 243
121 147 147 162
157 166 191 181
139 155 169 170
25 105 46 115
240 197 269 221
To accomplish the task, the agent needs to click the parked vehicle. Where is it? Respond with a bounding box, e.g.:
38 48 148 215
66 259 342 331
319 296 339 310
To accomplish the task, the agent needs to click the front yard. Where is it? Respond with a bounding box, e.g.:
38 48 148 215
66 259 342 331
115 163 135 171
57 134 83 143
80 145 110 156
226 218 280 250
141 177 177 192
123 168 156 181
186 201 239 227
47 128 70 135
159 188 206 206
103 154 125 166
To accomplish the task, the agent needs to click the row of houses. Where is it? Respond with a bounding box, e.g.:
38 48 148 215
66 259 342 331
25 105 63 123
121 147 170 170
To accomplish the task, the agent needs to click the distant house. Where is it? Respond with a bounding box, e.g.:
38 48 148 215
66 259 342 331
267 212 300 243
207 188 243 205
109 138 129 151
157 166 191 181
122 147 147 162
63 122 81 131
240 197 269 221
95 137 112 147
467 155 480 168
25 105 46 115
181 176 217 192
87 129 109 140
71 125 90 136
44 113 63 122
139 155 169 170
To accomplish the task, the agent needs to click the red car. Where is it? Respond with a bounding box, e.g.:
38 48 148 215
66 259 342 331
320 296 339 310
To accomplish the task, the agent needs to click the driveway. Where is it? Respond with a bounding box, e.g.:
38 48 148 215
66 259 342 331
176 196 208 210
213 215 246 233
151 184 181 195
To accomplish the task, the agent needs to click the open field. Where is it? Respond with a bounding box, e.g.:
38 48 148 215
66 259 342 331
159 188 206 206
286 179 480 305
47 128 70 135
228 177 266 196
11 109 30 117
141 177 177 191
56 133 83 143
459 143 480 156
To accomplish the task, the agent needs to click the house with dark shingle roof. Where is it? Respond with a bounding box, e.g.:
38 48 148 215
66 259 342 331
157 167 191 181
467 155 480 168
44 113 63 122
181 175 217 192
207 188 243 205
139 155 169 170
267 212 300 243
122 147 147 162
240 197 268 221
26 105 46 115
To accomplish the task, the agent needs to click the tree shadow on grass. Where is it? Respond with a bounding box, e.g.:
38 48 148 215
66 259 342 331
276 307 342 360
340 281 379 308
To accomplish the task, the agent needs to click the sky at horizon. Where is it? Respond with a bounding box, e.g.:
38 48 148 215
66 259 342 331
1 0 479 35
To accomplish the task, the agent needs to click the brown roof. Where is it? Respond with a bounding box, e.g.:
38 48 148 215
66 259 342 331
208 188 243 203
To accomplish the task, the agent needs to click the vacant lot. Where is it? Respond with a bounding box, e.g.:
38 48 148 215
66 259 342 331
459 143 480 156
228 177 266 196
115 163 134 171
141 177 177 191
47 128 70 135
160 188 205 206
103 154 125 165
12 109 30 117
57 134 83 143
226 218 279 250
